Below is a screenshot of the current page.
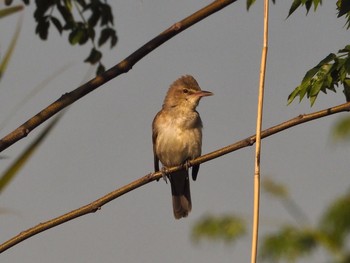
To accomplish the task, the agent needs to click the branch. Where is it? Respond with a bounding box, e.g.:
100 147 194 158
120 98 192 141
0 0 237 153
1 102 349 253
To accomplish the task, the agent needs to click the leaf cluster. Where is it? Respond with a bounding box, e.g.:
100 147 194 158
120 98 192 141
191 214 246 244
288 47 350 106
261 191 350 262
192 177 350 262
5 0 118 75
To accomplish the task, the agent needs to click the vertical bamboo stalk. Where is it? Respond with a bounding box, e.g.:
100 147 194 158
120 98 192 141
250 0 269 262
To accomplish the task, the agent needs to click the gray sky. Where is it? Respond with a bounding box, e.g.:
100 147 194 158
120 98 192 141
1 1 349 262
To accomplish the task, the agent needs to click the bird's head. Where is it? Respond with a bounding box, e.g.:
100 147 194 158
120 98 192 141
163 75 213 110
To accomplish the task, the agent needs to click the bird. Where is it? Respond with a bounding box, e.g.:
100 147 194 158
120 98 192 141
152 75 213 219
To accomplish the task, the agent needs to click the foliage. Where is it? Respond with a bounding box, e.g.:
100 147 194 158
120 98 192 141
0 6 22 80
191 214 246 244
261 190 350 262
192 177 350 262
5 0 118 75
332 117 350 142
286 0 350 107
260 226 317 262
287 48 350 106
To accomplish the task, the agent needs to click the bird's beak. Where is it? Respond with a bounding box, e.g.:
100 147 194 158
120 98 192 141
195 90 214 97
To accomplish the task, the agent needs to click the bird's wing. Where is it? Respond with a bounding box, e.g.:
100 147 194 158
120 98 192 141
152 113 160 172
192 164 200 181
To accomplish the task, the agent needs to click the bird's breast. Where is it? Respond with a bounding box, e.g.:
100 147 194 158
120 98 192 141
155 114 202 167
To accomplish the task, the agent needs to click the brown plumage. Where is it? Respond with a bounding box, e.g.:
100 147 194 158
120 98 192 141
152 75 213 219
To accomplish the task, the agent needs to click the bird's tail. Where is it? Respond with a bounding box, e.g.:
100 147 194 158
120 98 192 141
170 169 192 219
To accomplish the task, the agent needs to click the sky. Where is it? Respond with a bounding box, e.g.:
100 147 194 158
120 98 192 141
1 1 350 262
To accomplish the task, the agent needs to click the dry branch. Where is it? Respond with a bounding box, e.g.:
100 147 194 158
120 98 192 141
1 102 349 253
251 1 269 262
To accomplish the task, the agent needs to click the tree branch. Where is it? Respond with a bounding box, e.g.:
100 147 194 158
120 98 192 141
0 0 237 153
1 102 349 254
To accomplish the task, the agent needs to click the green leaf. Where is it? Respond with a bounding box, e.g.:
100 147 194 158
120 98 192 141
337 0 350 17
57 2 74 27
288 0 302 18
87 11 100 27
50 16 63 34
332 116 350 141
246 0 255 11
100 3 113 26
319 192 350 247
0 15 22 81
0 115 62 194
96 63 105 75
84 48 102 64
261 226 317 262
343 78 350 102
98 27 117 47
316 53 336 67
262 177 288 198
191 214 246 244
69 28 85 45
0 5 23 19
36 17 50 40
64 0 72 11
287 86 301 104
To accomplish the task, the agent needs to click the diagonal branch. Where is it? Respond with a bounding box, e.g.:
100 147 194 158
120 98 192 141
1 102 349 253
0 0 237 153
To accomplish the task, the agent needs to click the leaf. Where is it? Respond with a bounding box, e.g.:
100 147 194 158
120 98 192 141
262 177 288 198
57 2 74 27
343 78 350 102
316 53 336 67
100 3 113 26
0 115 63 194
64 0 72 11
50 16 63 34
261 226 317 262
288 53 339 106
191 214 246 244
35 17 50 40
0 5 23 19
69 28 84 45
332 116 350 141
337 0 350 17
87 11 100 27
319 192 350 247
246 0 255 11
84 48 102 64
0 15 22 81
288 0 302 18
287 86 301 105
96 63 105 75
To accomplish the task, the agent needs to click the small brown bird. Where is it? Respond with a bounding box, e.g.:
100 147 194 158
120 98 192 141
152 75 213 219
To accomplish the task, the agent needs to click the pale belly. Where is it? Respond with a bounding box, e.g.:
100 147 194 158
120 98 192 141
155 127 202 167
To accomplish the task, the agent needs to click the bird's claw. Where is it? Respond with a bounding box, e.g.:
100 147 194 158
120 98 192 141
183 160 191 171
161 167 169 183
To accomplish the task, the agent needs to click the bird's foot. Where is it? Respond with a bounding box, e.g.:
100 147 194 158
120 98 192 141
160 167 169 183
183 160 191 171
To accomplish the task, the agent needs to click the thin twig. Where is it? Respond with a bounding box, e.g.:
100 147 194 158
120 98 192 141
0 0 237 153
1 102 349 254
251 1 269 263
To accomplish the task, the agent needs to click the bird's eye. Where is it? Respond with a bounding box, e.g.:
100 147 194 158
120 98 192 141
183 89 189 94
